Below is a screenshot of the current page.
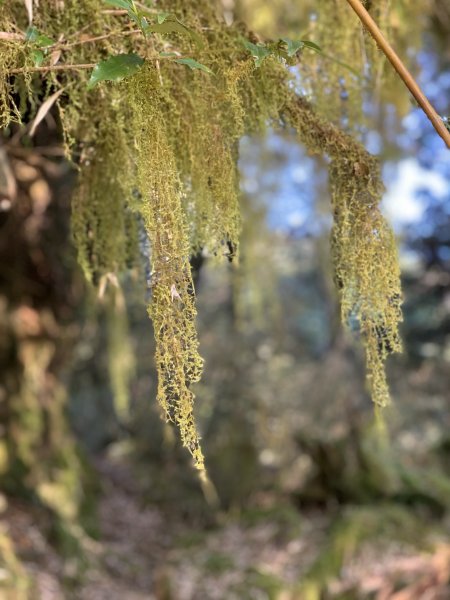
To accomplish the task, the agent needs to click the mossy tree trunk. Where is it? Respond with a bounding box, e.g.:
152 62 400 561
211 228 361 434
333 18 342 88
0 130 83 522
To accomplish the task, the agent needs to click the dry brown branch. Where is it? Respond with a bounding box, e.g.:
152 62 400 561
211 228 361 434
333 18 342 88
345 0 450 149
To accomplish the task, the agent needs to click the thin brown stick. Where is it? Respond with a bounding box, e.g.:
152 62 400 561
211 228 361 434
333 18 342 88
54 28 141 50
8 53 176 76
101 9 128 15
66 23 93 40
9 63 96 75
345 0 450 149
0 32 24 41
0 28 142 49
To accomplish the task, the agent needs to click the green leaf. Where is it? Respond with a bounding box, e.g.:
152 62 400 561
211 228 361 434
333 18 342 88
36 34 54 48
147 19 188 35
159 51 178 58
280 38 304 57
103 0 133 9
87 53 145 89
25 26 39 42
126 10 138 25
157 12 171 24
302 40 322 53
243 40 272 67
31 49 44 67
147 18 203 46
25 27 54 48
175 58 213 74
104 0 152 37
291 39 358 77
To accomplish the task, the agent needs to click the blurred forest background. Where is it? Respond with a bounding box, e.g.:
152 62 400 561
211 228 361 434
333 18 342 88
1 1 450 598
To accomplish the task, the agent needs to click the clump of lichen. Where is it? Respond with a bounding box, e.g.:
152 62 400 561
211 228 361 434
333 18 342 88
125 65 205 467
0 0 404 466
71 96 136 284
328 157 402 405
283 94 402 405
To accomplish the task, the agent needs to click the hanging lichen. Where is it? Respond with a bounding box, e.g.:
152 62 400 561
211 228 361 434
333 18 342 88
128 66 206 468
0 0 404 467
236 0 427 129
71 95 137 284
283 94 402 405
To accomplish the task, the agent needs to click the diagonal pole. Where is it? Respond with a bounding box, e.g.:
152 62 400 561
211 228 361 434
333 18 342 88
345 0 450 149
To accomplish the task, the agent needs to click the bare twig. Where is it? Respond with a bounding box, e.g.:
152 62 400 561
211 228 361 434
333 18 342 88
54 28 141 50
65 23 92 41
155 59 164 86
345 0 450 149
0 32 25 41
29 89 65 136
9 63 96 75
8 53 179 76
101 9 128 15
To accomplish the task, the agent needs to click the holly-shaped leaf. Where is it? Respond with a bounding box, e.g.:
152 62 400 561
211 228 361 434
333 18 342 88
302 40 322 53
25 26 54 47
87 53 145 89
36 33 54 47
25 27 55 67
175 57 213 74
280 38 305 57
31 49 44 66
157 12 171 24
148 18 203 46
25 26 38 42
243 40 273 67
148 19 192 35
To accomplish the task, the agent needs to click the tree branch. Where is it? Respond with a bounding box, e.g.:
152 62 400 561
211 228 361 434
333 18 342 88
345 0 450 149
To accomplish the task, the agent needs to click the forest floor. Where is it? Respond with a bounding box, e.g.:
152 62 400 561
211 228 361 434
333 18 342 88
4 454 450 600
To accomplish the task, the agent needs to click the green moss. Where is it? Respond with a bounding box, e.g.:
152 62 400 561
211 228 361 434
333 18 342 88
71 97 135 284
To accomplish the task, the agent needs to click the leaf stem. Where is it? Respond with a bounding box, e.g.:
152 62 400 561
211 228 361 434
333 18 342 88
345 0 450 149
